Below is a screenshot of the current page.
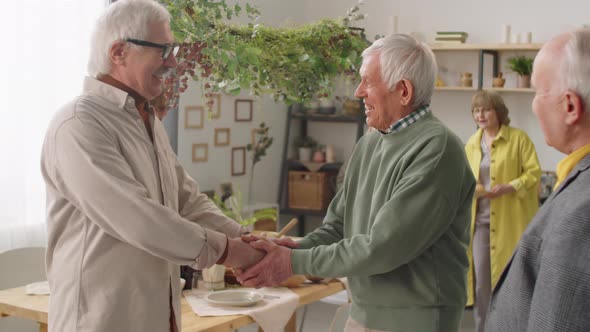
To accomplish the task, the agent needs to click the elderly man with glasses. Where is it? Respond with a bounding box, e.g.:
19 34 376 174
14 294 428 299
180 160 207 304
40 1 264 331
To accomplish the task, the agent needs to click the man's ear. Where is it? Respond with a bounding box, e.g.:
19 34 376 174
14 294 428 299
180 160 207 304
563 90 584 125
399 79 414 107
110 41 127 66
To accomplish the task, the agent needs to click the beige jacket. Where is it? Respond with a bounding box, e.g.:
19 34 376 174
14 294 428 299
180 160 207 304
41 77 245 332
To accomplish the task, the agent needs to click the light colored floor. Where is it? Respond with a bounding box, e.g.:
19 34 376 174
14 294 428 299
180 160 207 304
239 302 476 332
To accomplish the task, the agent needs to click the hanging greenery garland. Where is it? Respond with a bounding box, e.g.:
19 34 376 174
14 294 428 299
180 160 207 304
162 0 367 109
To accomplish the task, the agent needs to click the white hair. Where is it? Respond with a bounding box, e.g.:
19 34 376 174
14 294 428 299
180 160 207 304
87 0 171 78
362 34 437 109
559 28 590 110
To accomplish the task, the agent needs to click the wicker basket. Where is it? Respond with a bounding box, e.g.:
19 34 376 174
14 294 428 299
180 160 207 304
288 171 334 210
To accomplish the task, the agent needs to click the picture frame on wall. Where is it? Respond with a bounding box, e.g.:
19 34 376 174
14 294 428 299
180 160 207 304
234 99 253 122
185 106 204 129
231 147 246 176
214 128 230 147
192 143 208 162
210 94 221 119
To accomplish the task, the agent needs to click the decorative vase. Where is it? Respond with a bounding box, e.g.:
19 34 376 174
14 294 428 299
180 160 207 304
298 147 312 161
517 74 531 88
460 72 473 87
492 72 506 88
312 150 325 163
325 144 335 163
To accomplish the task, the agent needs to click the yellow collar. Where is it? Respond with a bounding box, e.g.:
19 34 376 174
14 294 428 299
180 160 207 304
555 143 590 188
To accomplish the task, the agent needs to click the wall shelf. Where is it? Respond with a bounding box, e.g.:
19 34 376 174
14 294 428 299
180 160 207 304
435 87 535 93
435 86 477 91
432 43 542 90
488 87 535 93
430 43 543 51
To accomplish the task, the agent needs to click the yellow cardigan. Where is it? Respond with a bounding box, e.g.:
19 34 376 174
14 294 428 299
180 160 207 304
464 125 541 306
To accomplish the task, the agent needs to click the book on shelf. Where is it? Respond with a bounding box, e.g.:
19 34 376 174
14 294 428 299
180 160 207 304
434 39 466 44
436 31 468 37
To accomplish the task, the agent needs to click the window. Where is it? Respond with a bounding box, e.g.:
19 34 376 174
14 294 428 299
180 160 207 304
0 1 107 251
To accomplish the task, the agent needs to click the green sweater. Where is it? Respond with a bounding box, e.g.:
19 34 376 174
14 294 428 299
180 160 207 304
291 113 475 331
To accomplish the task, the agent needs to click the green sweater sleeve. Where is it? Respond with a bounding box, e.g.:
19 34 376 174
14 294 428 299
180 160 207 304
292 177 456 277
297 187 346 250
292 132 473 277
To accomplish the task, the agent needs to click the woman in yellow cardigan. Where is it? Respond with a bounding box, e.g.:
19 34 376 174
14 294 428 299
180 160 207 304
464 90 541 332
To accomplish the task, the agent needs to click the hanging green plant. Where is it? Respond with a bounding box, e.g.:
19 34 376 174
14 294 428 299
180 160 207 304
162 0 367 109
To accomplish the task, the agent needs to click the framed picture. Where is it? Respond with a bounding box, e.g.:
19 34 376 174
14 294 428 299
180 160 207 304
210 94 221 119
231 147 246 176
219 182 233 199
185 106 204 129
234 99 253 122
214 128 230 147
192 143 208 162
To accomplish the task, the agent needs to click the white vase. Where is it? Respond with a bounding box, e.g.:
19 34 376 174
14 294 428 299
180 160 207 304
298 147 312 161
325 144 335 163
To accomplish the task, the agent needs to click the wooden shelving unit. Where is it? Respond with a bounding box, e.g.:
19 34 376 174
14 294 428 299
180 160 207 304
277 107 365 236
430 43 542 90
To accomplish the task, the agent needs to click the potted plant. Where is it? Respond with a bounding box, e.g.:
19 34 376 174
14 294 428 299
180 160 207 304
246 122 273 203
507 55 534 88
293 136 318 161
210 190 277 229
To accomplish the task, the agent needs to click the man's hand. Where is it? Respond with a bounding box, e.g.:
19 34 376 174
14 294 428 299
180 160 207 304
485 184 516 199
220 237 266 269
241 234 301 249
236 239 293 288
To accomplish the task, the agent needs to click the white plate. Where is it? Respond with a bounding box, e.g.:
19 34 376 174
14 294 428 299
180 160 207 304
205 290 263 307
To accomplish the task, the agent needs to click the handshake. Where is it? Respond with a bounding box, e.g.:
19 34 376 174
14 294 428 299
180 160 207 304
219 233 300 288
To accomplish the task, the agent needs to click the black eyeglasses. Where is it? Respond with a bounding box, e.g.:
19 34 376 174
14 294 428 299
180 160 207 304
126 38 179 59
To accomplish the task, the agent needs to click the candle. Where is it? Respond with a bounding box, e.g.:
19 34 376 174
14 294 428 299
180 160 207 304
391 15 398 34
502 24 511 43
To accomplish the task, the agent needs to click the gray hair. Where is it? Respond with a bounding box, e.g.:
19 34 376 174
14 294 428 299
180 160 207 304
87 0 171 78
362 34 437 109
559 28 590 110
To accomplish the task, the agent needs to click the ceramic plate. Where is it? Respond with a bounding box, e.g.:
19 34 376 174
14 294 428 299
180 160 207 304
205 290 263 307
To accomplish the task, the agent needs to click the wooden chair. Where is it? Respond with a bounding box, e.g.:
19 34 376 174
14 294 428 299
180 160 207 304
0 247 46 332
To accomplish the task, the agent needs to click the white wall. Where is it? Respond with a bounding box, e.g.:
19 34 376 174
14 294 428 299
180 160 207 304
177 0 590 208
177 79 287 203
300 0 590 170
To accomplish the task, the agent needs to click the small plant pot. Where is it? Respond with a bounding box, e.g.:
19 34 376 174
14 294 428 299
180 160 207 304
298 147 312 161
517 75 531 88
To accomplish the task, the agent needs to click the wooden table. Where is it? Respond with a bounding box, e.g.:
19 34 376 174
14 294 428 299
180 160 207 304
0 280 344 332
